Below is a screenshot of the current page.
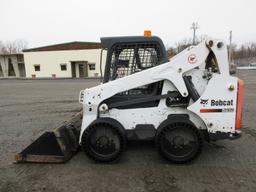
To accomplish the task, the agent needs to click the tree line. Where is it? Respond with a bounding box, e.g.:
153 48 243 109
0 40 28 54
1 38 255 63
167 36 256 63
232 42 256 61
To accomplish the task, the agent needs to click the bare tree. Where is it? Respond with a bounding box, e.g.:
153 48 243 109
166 38 193 58
0 41 4 54
0 39 28 54
167 46 177 58
5 41 17 54
14 39 28 53
167 36 256 65
197 34 208 43
175 38 193 53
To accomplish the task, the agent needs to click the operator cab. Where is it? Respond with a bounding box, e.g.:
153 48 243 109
100 35 168 109
101 36 168 82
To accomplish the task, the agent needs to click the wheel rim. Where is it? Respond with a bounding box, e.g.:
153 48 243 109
88 125 120 158
161 126 198 159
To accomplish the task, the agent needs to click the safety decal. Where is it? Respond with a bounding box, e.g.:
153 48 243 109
188 54 197 64
200 108 234 113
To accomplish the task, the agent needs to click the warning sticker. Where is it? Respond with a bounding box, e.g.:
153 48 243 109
188 54 197 64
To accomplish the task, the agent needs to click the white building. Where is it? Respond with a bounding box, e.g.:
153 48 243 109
0 53 26 78
23 41 105 78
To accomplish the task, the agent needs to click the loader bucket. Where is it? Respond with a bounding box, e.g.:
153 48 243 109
15 111 83 163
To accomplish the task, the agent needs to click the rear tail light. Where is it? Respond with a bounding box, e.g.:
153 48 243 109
235 79 244 129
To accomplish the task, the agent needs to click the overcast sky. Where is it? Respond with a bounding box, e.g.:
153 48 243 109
1 0 256 48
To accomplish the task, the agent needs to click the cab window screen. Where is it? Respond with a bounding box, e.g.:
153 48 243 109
110 43 161 80
109 43 162 96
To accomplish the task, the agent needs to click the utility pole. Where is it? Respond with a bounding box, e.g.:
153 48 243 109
229 30 232 63
191 22 199 45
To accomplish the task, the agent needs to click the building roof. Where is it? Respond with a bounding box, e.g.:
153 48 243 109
23 41 102 52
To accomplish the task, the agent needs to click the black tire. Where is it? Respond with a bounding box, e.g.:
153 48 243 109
156 122 203 164
81 122 126 162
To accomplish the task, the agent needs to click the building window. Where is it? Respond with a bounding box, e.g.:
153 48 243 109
60 64 67 71
89 63 95 70
34 65 40 71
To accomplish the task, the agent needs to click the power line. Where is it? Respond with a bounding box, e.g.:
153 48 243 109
190 22 199 45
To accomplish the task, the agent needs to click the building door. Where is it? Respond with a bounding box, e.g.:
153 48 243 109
71 62 76 78
71 61 88 78
79 62 88 78
79 64 85 77
18 63 26 77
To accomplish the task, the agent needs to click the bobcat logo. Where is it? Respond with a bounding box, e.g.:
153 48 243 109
200 99 209 105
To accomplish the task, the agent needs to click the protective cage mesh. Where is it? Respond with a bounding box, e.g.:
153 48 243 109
109 43 162 95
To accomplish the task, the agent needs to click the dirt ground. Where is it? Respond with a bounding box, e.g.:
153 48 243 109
0 70 256 192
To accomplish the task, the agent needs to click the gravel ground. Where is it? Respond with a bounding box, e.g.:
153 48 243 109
0 70 256 192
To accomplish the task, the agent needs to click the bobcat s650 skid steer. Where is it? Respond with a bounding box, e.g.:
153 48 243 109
15 31 244 164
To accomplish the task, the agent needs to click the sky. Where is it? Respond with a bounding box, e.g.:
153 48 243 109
1 0 256 48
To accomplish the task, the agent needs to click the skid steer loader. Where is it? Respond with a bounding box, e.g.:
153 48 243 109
15 32 244 164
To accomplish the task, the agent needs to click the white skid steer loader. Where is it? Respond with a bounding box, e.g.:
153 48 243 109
15 32 244 164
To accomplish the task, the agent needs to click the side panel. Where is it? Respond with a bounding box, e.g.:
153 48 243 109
188 74 238 134
100 107 206 132
99 79 207 131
